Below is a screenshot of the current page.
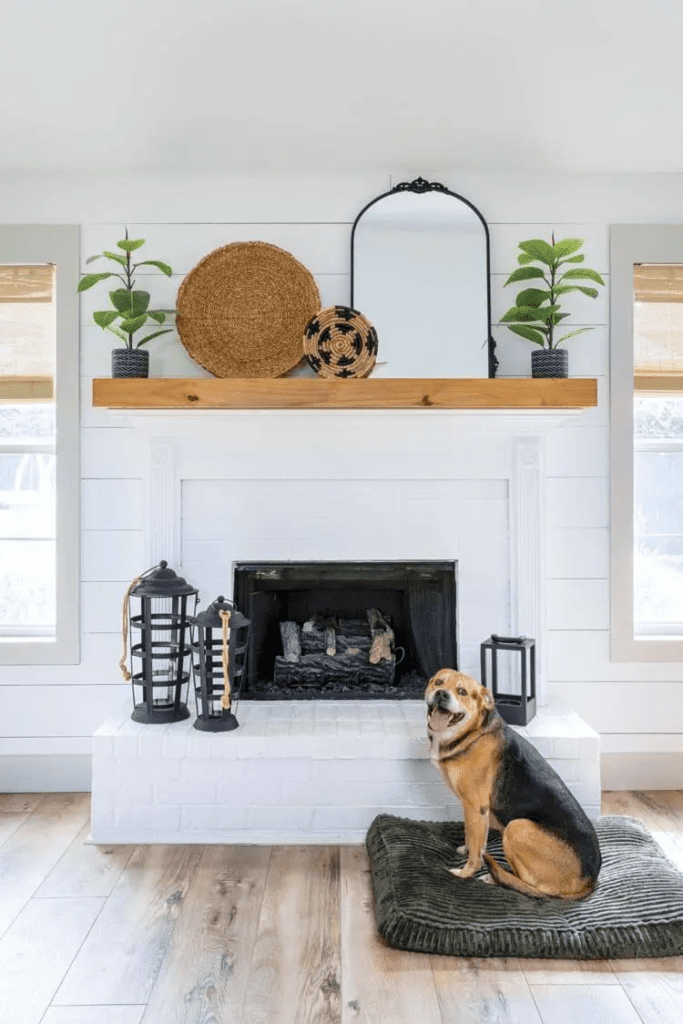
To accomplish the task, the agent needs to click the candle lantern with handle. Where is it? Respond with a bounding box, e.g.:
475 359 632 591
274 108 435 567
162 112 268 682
121 561 198 723
480 634 536 726
192 596 251 732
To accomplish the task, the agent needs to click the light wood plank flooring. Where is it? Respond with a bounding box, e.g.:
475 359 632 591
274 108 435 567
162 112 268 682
1 791 682 1024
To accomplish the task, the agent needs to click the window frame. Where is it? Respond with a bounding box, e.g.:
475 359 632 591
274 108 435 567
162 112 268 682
610 223 683 661
0 225 80 664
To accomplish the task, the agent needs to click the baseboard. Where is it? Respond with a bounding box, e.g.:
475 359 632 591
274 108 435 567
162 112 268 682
0 755 92 792
601 752 683 790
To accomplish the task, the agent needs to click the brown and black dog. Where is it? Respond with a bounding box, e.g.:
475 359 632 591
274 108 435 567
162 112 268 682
426 668 601 899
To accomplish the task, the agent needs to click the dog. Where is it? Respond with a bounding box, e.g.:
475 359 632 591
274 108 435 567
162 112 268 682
425 668 601 899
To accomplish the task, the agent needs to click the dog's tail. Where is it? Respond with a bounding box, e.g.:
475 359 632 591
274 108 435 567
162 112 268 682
482 853 594 900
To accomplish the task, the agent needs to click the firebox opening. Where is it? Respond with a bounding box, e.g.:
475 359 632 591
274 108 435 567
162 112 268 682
233 560 458 700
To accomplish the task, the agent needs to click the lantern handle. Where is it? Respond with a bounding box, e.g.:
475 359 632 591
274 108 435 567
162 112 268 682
219 608 233 710
118 563 163 682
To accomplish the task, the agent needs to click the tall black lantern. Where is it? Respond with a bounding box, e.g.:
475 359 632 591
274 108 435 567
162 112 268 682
192 596 251 732
480 634 536 726
124 561 198 724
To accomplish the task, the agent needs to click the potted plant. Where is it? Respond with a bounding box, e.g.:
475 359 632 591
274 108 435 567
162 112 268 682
501 235 605 378
78 230 175 377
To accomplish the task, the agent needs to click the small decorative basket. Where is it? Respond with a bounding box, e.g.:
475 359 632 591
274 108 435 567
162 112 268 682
303 305 378 379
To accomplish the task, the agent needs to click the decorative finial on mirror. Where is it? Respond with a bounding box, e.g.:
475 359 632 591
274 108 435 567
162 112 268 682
393 177 448 194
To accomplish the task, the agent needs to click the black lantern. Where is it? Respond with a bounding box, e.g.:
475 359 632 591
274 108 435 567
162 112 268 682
123 561 198 723
480 634 536 726
191 596 251 732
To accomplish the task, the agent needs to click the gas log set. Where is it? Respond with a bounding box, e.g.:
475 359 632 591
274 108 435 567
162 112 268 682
274 608 397 691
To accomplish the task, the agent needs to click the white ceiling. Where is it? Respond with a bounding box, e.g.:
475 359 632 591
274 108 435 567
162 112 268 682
2 0 682 175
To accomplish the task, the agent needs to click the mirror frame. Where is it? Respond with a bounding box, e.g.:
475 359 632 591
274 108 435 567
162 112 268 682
350 177 497 378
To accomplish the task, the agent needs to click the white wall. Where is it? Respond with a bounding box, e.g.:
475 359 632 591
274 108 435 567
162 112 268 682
1 170 683 790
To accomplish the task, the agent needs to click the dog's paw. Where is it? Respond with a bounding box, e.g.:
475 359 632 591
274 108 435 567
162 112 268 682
479 873 494 885
449 866 477 879
456 845 468 856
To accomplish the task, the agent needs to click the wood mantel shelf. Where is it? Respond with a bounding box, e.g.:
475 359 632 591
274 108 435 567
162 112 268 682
92 377 598 411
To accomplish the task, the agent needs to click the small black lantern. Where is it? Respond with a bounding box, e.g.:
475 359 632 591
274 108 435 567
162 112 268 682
123 561 198 724
480 634 536 726
191 596 251 732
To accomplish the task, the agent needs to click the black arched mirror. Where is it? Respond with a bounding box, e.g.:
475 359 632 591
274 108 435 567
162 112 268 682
351 178 496 378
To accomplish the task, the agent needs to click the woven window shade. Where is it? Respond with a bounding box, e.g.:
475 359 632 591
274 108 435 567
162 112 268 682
0 264 55 400
634 264 683 391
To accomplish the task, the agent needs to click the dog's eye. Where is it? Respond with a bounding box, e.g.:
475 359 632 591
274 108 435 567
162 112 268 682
457 687 467 696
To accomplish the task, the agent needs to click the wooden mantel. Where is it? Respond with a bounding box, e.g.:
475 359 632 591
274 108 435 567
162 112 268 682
92 377 598 411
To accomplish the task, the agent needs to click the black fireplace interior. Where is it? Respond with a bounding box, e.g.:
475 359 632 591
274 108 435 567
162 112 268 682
233 560 458 699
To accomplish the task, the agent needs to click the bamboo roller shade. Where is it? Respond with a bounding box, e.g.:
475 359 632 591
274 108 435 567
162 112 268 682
634 264 683 391
0 265 54 303
0 264 55 399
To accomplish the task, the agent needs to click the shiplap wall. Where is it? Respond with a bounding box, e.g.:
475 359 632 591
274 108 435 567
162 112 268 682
0 170 682 790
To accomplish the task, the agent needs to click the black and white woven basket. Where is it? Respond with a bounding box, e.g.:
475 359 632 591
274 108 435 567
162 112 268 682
303 305 378 379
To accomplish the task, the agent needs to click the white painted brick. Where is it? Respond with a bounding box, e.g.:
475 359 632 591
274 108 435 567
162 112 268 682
138 728 166 759
179 758 229 785
91 755 117 785
236 737 278 759
567 781 601 806
181 805 249 831
220 758 314 784
111 734 139 759
525 736 554 758
329 758 437 784
90 802 115 831
91 702 600 839
162 729 189 757
418 806 462 823
311 806 391 832
201 734 241 759
309 736 340 759
551 738 580 759
116 804 181 831
107 780 153 805
217 773 282 804
155 780 220 804
546 759 579 783
577 736 601 758
122 759 182 785
573 761 602 782
92 734 114 757
247 806 314 831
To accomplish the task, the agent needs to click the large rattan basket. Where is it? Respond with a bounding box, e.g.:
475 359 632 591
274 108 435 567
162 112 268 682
176 241 320 377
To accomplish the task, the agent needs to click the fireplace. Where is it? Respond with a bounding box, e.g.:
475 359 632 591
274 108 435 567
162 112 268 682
233 560 458 699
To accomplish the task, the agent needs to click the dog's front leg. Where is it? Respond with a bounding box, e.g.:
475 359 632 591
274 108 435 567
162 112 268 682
450 800 489 879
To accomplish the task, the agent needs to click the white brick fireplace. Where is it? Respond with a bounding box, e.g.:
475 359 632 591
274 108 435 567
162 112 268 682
90 408 601 843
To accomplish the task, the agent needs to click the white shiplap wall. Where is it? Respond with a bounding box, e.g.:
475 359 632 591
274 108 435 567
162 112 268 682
0 170 682 790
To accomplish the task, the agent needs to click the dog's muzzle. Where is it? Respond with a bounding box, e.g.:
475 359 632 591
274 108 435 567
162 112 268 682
427 689 465 732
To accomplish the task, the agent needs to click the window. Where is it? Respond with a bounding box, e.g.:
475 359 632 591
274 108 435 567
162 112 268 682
0 227 79 663
610 226 683 660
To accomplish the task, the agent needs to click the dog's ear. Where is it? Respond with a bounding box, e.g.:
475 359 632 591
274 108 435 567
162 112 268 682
481 687 495 711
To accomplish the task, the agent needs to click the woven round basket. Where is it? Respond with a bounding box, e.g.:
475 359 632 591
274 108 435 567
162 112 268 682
303 305 378 378
176 242 320 377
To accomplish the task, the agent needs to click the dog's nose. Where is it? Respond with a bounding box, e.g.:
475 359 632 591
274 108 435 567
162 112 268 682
433 689 449 707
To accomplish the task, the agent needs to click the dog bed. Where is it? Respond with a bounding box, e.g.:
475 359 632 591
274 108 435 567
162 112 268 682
366 814 683 959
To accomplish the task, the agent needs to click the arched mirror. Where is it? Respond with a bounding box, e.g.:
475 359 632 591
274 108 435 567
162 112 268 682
351 178 496 378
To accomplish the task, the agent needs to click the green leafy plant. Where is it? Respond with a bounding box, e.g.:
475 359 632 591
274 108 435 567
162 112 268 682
77 230 175 349
501 235 605 349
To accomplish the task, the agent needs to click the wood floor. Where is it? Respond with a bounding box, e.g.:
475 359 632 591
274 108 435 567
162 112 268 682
1 792 683 1023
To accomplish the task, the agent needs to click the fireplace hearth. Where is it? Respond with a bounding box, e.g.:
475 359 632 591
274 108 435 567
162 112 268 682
233 560 458 700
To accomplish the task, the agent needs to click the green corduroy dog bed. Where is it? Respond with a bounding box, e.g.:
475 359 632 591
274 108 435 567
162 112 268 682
366 814 683 959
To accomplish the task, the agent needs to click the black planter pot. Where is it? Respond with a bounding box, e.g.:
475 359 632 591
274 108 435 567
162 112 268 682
531 348 568 379
112 348 149 378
